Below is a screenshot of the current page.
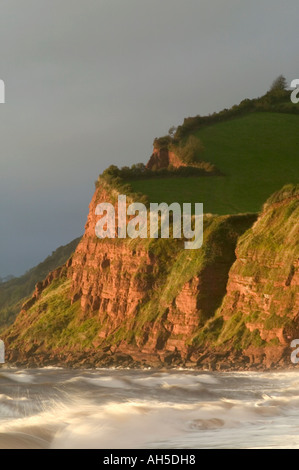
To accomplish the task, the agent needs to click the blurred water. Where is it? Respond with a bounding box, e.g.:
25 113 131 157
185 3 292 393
0 367 299 449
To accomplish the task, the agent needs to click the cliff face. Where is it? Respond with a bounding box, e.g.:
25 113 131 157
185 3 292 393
146 147 185 170
3 177 254 367
70 187 154 326
3 183 298 370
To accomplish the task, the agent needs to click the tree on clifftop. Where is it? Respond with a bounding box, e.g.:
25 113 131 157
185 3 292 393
270 74 287 92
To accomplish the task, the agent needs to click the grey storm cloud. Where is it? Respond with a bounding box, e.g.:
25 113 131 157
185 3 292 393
0 0 298 276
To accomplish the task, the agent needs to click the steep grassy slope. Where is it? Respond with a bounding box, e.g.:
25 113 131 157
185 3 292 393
129 113 299 214
0 237 81 331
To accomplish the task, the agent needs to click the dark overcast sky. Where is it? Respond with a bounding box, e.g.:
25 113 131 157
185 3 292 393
0 0 298 276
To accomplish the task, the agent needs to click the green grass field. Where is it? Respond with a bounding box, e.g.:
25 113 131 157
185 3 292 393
129 113 299 214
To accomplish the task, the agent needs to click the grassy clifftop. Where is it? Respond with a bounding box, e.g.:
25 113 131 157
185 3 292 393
129 112 299 214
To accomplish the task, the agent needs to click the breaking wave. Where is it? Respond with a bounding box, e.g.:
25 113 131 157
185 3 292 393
0 368 299 448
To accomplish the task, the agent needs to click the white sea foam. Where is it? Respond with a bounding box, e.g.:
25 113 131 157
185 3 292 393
0 371 35 384
0 369 299 448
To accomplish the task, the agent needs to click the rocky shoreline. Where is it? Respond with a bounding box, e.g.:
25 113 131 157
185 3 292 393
4 345 296 372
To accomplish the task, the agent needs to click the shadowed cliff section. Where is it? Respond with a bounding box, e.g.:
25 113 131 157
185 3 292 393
193 184 299 370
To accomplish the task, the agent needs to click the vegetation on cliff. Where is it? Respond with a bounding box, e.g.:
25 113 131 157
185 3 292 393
4 183 297 369
3 175 298 369
3 208 256 365
193 184 299 368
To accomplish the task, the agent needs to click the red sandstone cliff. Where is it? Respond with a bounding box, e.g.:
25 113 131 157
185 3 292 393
208 185 299 369
3 183 298 370
146 147 186 170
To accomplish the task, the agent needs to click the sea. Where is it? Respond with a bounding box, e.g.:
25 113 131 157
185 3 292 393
0 367 299 449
